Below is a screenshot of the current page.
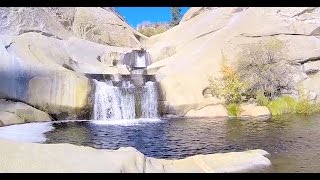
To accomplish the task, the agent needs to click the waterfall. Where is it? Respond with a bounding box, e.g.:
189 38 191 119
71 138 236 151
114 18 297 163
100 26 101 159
92 49 157 120
141 81 158 118
93 79 158 120
93 80 136 120
119 81 136 119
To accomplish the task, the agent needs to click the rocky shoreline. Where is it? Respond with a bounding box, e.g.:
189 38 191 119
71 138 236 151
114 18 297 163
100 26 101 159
0 138 271 173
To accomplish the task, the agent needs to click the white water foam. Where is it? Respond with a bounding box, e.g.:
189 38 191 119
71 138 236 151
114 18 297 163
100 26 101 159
93 79 158 120
91 118 162 126
0 122 54 143
141 81 158 118
93 79 136 120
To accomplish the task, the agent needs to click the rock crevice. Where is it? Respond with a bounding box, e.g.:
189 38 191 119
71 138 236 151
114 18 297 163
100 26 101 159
298 56 320 64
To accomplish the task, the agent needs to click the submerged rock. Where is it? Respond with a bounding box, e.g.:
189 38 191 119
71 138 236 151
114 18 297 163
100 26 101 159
0 138 271 173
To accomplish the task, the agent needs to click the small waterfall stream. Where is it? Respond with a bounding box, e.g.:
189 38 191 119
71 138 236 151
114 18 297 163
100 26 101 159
141 81 158 118
92 49 158 120
93 79 158 120
93 80 123 120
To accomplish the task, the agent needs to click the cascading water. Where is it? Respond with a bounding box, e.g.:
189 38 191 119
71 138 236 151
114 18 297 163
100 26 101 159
92 49 158 120
93 80 136 120
93 79 158 120
141 81 158 118
119 81 136 119
93 80 122 120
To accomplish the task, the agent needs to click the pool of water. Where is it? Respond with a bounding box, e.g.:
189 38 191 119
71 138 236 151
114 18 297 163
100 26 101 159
1 114 320 172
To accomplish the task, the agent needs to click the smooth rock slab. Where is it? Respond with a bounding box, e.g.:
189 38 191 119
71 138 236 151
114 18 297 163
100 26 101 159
0 138 271 173
239 104 271 118
184 104 228 118
0 111 24 126
0 99 51 124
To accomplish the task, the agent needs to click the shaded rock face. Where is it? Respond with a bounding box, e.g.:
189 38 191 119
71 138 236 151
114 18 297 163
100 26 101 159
0 99 51 126
0 138 271 172
27 73 92 120
0 33 93 119
145 7 320 116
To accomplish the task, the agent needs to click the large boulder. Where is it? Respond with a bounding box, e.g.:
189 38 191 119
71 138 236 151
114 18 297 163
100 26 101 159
156 149 270 173
0 138 271 172
0 7 150 120
0 111 24 126
145 7 320 116
0 7 74 39
72 7 142 48
27 72 91 119
0 99 51 122
184 104 228 118
0 33 92 119
0 99 51 126
5 31 133 75
0 7 144 48
302 72 320 102
64 36 132 74
239 104 271 118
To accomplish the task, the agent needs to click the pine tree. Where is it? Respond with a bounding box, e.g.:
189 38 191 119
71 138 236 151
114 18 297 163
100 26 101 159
170 7 182 26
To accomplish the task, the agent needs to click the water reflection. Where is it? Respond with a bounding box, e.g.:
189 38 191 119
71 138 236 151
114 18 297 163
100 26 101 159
48 122 92 147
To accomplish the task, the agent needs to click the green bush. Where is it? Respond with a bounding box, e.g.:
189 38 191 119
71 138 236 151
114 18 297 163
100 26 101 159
209 55 247 105
267 95 320 116
267 96 297 115
236 38 293 100
138 26 168 37
256 91 270 106
208 38 320 117
227 103 241 116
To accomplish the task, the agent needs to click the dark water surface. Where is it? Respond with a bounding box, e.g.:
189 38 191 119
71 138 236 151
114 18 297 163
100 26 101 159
44 115 320 173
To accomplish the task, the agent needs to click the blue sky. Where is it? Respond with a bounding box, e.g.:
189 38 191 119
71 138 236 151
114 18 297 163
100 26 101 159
115 7 190 28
